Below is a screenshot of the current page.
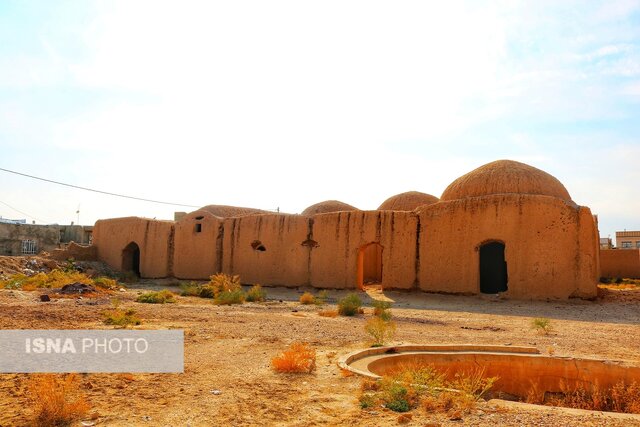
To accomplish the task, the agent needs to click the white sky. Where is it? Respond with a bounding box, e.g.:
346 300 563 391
0 0 639 241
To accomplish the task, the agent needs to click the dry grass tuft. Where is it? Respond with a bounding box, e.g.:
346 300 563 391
299 292 315 304
136 289 176 304
102 300 141 328
28 374 90 427
271 342 316 374
245 284 266 302
531 317 553 335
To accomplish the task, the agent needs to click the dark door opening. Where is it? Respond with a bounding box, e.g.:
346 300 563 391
479 241 508 294
358 242 383 288
122 242 141 277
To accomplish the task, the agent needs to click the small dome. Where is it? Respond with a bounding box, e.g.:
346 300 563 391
378 191 439 211
193 205 267 218
301 200 358 216
441 160 572 202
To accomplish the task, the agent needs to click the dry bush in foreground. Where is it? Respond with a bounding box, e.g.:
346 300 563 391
359 365 498 415
271 343 316 373
28 374 90 427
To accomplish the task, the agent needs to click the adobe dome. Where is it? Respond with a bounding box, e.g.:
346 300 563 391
193 205 267 218
378 191 439 211
441 160 572 202
301 200 358 216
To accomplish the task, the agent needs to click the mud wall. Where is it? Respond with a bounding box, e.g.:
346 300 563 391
417 195 599 299
93 217 173 278
600 249 640 278
0 223 60 255
309 211 417 289
50 242 97 261
222 214 310 286
173 211 222 279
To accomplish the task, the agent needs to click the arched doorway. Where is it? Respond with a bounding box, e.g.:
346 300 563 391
122 242 141 277
357 242 383 289
479 241 508 294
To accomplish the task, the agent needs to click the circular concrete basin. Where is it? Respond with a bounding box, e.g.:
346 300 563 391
339 345 640 403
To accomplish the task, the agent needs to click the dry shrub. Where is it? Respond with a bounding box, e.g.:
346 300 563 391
372 300 392 321
179 281 202 296
271 342 316 373
450 367 497 403
136 290 176 304
245 284 266 302
611 381 640 413
214 289 245 305
91 276 120 290
299 292 315 304
525 379 543 404
301 291 328 305
359 365 498 415
28 374 90 427
338 293 362 316
0 270 94 290
102 306 141 328
531 317 553 335
365 317 396 347
543 380 640 414
208 273 242 296
318 309 338 318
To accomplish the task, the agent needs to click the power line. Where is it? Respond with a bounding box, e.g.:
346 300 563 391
0 167 200 208
0 199 47 223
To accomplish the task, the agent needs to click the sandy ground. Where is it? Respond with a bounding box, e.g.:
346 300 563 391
1 280 640 426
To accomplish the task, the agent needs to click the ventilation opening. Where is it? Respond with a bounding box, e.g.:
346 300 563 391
122 242 141 277
301 239 319 248
195 223 202 233
479 241 508 294
195 215 204 220
357 242 383 289
251 240 266 251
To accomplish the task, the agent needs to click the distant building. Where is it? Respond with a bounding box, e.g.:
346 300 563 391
600 237 612 250
0 222 93 256
616 231 640 249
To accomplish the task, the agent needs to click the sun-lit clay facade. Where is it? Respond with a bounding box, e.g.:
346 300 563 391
92 160 600 299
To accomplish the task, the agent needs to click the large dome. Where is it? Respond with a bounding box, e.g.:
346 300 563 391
378 191 439 211
193 205 267 218
301 200 358 216
441 160 572 202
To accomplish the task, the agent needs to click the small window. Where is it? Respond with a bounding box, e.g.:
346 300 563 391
195 223 202 233
621 241 632 248
195 216 204 220
636 241 640 249
22 240 37 254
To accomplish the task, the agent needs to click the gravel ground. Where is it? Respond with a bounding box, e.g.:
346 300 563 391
0 282 639 426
